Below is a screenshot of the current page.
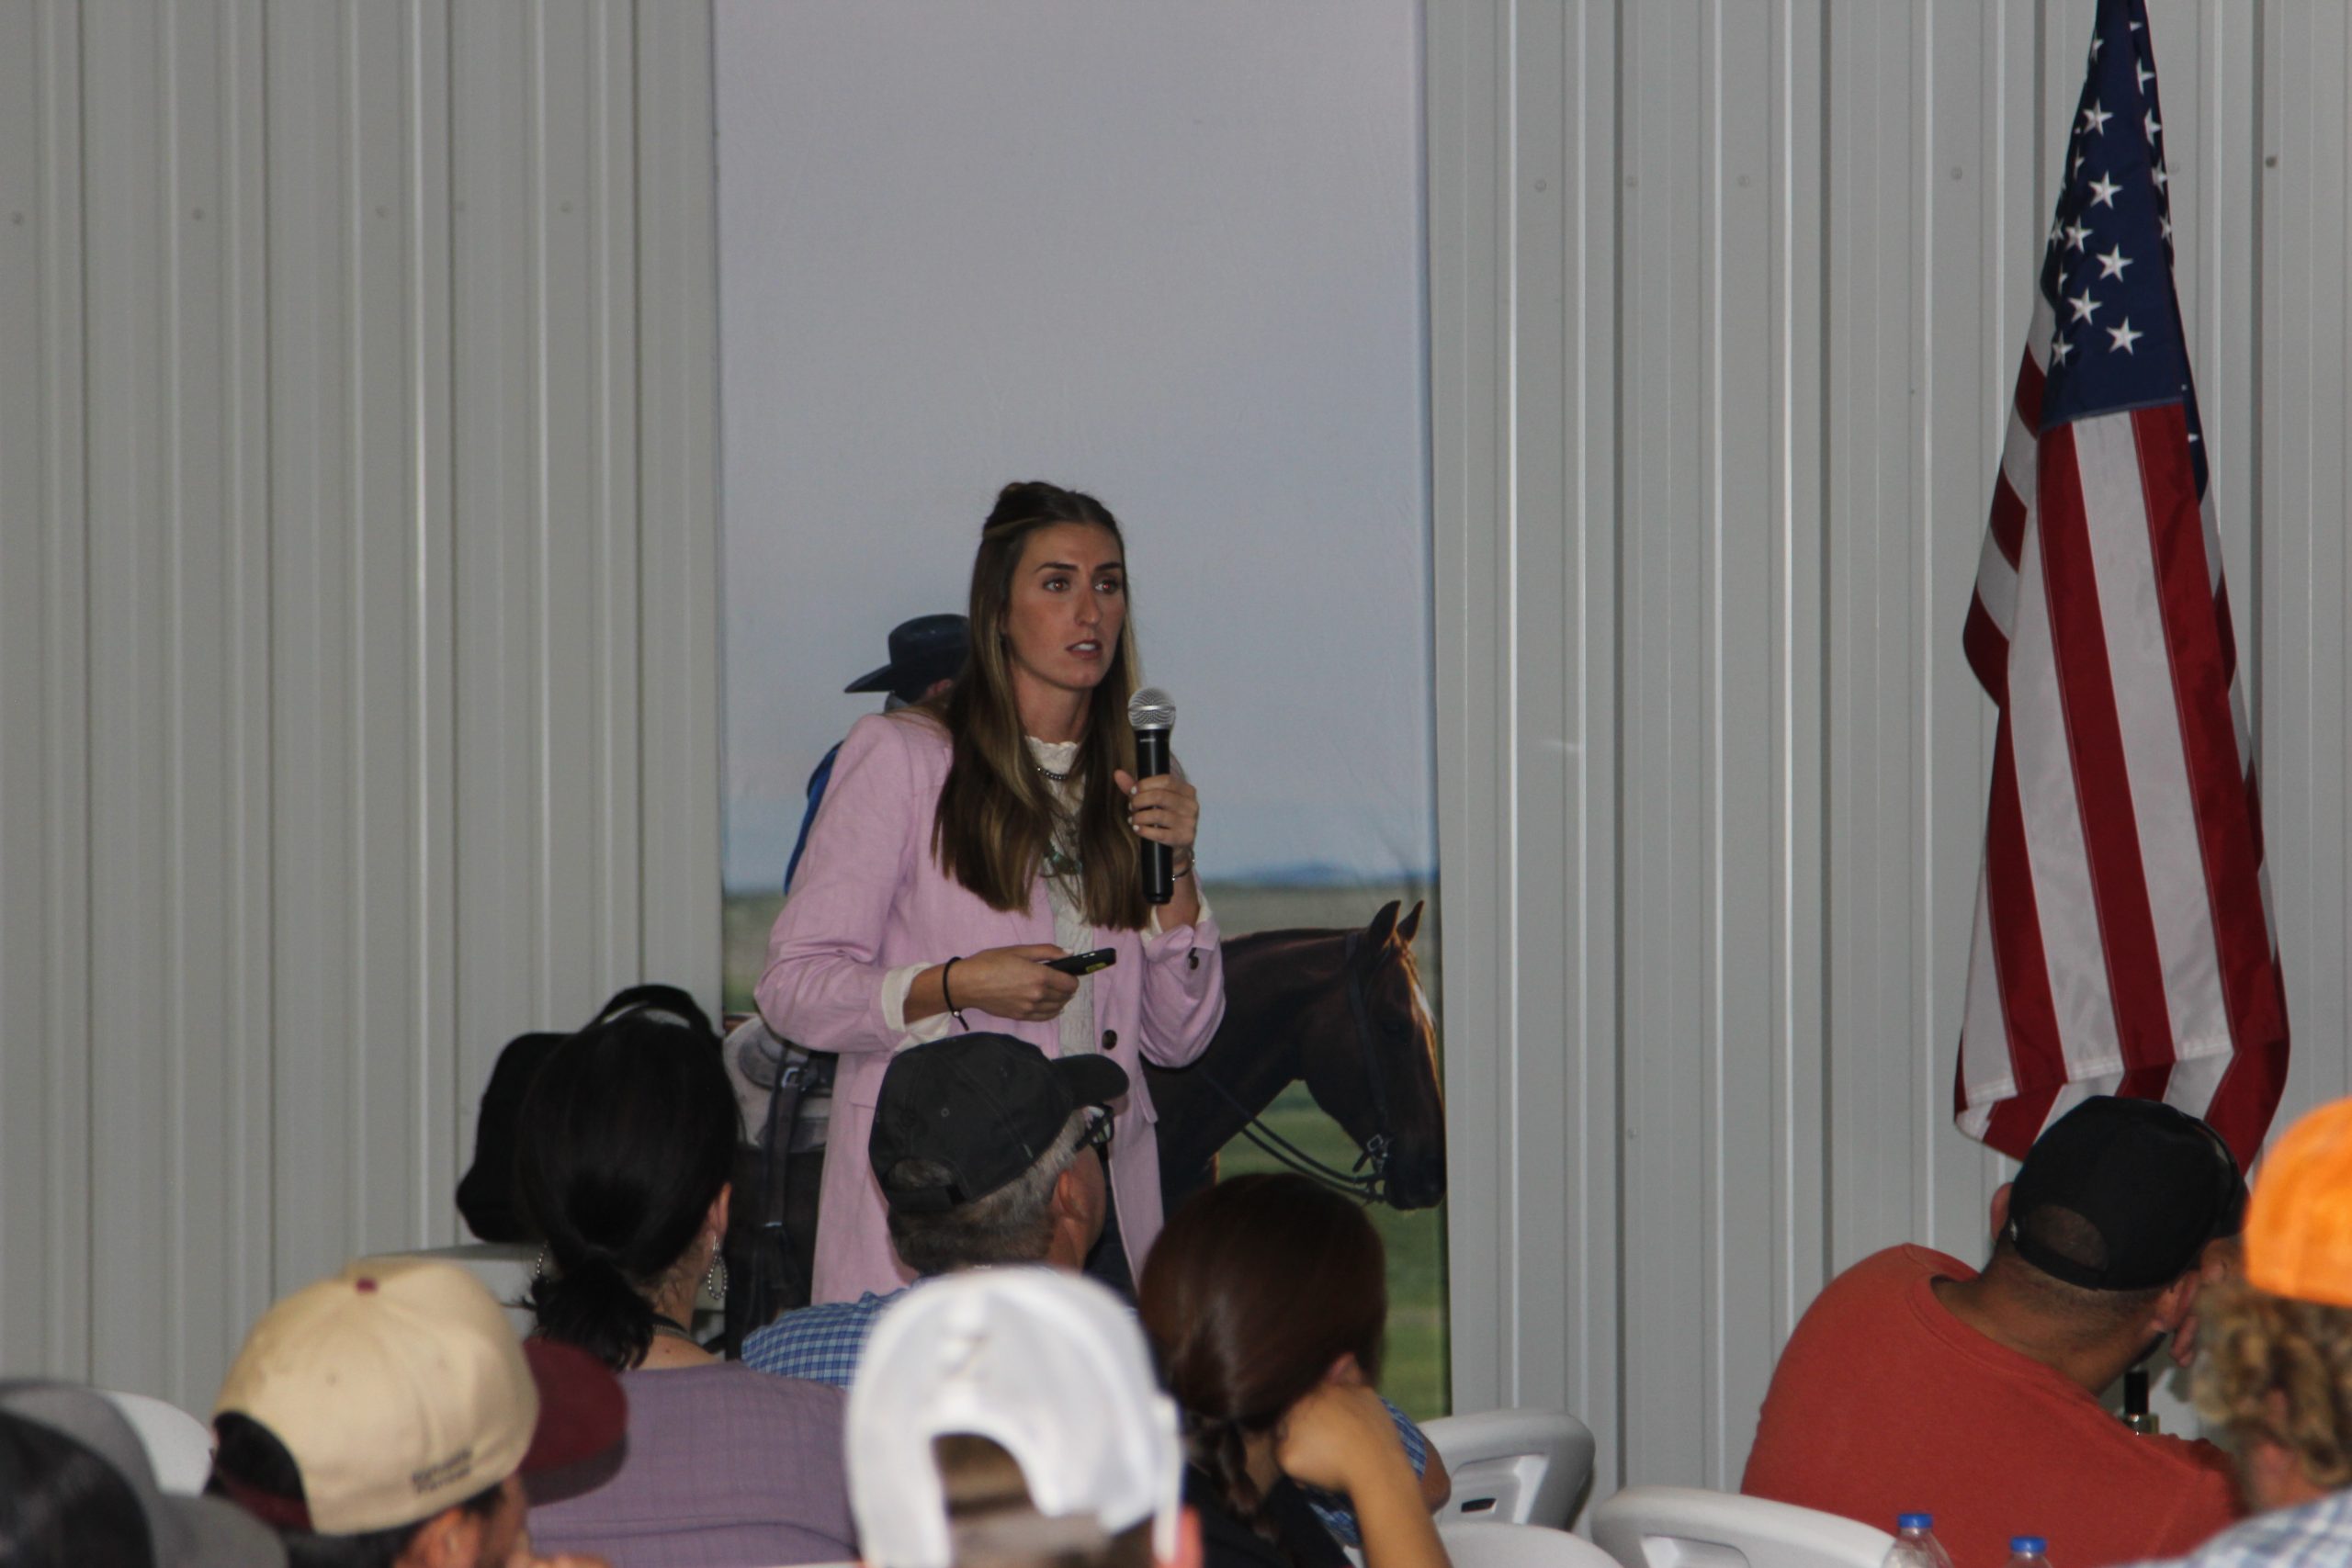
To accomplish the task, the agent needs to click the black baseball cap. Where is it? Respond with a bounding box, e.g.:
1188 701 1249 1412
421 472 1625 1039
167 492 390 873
846 614 969 705
870 1033 1128 1215
2007 1096 2248 1291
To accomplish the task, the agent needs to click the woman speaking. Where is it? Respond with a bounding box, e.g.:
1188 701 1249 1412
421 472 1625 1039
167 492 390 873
757 480 1226 1303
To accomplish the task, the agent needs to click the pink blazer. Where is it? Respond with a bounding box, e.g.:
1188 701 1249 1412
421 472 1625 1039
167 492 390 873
756 711 1225 1303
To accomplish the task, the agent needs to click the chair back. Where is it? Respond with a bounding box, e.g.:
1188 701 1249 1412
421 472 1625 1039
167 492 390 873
379 1242 726 1341
1421 1408 1598 1529
1591 1486 1894 1568
98 1390 213 1495
1441 1521 1624 1568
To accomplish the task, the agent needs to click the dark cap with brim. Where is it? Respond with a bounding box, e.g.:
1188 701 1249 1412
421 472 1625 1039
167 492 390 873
0 1382 290 1568
871 1033 1128 1215
847 614 969 705
2008 1095 2247 1291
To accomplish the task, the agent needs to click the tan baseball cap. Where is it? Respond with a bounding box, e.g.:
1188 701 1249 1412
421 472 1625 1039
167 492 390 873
2245 1096 2352 1308
212 1257 625 1536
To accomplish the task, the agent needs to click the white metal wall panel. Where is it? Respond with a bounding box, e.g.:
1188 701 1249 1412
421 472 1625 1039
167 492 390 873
1429 0 1627 1476
2263 7 2352 1121
265 0 421 1299
634 0 723 1001
1431 0 2348 1495
0 0 94 1385
0 0 719 1414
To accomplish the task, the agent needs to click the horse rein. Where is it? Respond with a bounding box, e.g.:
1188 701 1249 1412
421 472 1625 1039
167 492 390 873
1191 929 1395 1205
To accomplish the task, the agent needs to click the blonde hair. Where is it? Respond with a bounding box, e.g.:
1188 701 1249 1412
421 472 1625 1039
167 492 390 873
2193 1275 2352 1491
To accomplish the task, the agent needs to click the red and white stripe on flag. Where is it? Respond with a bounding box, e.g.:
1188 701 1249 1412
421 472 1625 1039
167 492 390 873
1956 0 2288 1168
1954 293 2289 1169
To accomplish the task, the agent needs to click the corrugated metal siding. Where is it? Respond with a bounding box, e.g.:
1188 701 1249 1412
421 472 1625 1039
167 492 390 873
1431 0 2352 1496
0 0 718 1412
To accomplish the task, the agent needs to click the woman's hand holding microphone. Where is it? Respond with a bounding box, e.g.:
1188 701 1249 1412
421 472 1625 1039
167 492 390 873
904 766 1206 1028
1116 767 1203 927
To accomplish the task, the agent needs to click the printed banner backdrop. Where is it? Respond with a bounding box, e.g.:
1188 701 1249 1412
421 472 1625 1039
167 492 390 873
712 1 1447 1410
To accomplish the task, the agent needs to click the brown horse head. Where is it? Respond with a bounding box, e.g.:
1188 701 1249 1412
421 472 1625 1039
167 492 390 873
1297 898 1446 1209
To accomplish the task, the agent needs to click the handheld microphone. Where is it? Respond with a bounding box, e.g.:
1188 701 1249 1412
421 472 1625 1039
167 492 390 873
1128 687 1177 905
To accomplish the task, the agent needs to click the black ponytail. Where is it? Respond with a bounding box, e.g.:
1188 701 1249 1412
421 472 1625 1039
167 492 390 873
525 1254 662 1374
514 1005 740 1371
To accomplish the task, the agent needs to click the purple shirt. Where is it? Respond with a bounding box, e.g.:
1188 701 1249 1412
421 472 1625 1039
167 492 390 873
527 1362 855 1568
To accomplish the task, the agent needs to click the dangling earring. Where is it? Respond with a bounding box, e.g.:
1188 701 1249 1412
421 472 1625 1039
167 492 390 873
532 1246 548 1282
704 1249 729 1306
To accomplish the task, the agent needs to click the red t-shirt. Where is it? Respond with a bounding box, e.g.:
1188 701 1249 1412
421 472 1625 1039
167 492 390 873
1740 1245 2241 1568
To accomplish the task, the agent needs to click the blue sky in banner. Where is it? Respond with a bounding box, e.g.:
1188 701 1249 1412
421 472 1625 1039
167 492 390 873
713 0 1432 892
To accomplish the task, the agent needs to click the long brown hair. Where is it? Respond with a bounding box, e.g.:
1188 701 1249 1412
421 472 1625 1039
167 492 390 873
928 480 1148 929
1137 1174 1388 1538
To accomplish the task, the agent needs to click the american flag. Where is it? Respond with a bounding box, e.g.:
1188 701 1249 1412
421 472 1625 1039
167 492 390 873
1954 0 2288 1169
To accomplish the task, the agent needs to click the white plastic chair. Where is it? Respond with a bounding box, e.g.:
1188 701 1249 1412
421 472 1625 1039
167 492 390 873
1591 1486 1894 1568
1442 1522 1624 1568
97 1390 213 1495
385 1242 727 1340
1421 1408 1598 1529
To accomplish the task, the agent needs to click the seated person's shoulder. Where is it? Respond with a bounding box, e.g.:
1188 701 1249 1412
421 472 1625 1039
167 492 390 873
743 1292 894 1376
707 1357 847 1402
1804 1244 1973 1316
709 1361 850 1434
1184 1464 1347 1568
1866 1242 1974 1281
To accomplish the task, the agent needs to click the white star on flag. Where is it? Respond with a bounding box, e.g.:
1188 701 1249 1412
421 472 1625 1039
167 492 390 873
1955 0 2290 1173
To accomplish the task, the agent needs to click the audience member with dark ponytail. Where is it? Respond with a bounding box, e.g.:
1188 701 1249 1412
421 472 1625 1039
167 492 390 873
1138 1174 1451 1568
514 1000 857 1567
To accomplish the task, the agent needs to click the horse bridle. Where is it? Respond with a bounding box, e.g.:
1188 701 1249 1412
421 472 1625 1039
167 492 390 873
1193 929 1395 1205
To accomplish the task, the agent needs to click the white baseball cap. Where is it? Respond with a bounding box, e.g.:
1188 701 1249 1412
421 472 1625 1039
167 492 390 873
847 1268 1184 1568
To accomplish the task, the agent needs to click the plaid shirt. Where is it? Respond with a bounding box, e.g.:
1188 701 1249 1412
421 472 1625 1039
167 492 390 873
741 1290 894 1387
2120 1493 2352 1568
740 1283 1431 1547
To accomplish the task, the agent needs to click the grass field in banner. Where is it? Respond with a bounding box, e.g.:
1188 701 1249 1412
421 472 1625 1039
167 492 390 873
723 879 1451 1418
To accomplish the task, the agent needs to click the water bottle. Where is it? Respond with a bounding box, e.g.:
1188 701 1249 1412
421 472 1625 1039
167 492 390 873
1883 1515 1957 1568
2007 1536 2053 1568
